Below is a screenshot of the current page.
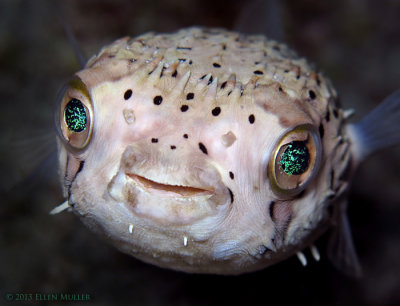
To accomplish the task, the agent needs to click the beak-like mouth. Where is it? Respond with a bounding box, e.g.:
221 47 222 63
126 173 214 197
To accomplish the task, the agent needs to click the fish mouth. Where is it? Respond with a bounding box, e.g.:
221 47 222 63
107 145 228 225
126 173 214 197
114 171 223 225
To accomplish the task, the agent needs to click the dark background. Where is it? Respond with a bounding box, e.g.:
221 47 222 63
1 0 400 305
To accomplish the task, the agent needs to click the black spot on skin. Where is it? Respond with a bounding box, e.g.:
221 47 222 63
176 46 192 50
308 90 316 100
212 107 221 116
213 63 221 68
200 74 207 80
189 60 193 65
151 138 158 143
253 70 264 75
220 81 227 89
178 58 186 62
180 105 189 112
170 145 176 150
249 114 255 124
124 89 132 100
278 87 283 92
172 70 178 78
222 44 226 50
228 188 234 203
153 95 163 105
319 123 324 138
208 76 213 85
183 134 188 139
199 142 208 155
186 93 194 100
229 171 234 179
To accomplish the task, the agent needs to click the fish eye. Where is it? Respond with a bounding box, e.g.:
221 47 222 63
279 141 310 175
268 124 322 197
57 77 93 150
64 99 87 132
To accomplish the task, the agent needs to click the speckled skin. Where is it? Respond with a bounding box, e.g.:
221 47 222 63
56 27 352 274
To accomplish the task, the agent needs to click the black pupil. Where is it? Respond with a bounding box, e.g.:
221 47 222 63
279 141 310 175
64 99 87 132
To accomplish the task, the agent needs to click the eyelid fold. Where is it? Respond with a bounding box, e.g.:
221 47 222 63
55 76 94 151
268 124 322 198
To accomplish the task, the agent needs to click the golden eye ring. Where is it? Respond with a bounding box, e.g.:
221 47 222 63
57 77 94 150
268 124 322 198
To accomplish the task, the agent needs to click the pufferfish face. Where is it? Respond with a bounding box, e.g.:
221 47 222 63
56 28 352 274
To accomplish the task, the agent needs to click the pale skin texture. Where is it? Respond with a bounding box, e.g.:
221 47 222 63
56 28 352 274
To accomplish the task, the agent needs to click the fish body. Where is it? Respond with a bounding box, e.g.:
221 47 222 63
54 27 400 275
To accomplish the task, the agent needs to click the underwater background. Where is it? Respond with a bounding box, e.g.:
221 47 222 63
1 0 400 305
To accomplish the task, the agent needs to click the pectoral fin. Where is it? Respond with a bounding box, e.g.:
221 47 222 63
327 201 363 278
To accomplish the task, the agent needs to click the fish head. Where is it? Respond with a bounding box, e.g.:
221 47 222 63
55 28 353 274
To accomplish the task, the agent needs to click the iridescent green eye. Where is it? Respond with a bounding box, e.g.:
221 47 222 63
64 99 87 132
279 141 310 175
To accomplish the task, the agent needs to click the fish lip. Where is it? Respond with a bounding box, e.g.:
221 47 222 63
126 172 215 198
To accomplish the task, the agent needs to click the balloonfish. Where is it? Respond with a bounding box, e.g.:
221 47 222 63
52 27 400 275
